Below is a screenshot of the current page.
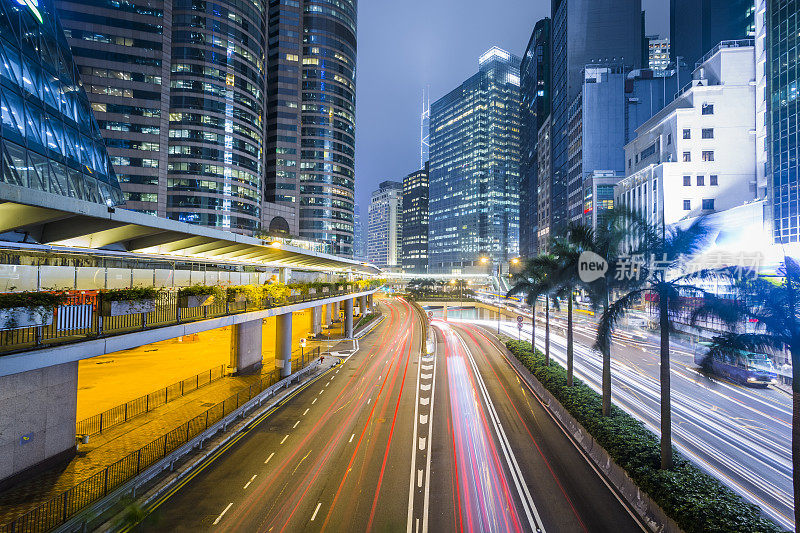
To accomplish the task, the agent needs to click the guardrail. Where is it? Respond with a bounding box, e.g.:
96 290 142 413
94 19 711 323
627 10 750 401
0 287 374 355
76 365 226 437
0 348 320 533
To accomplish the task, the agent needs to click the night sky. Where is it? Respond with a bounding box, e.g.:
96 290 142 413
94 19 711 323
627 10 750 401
353 0 671 220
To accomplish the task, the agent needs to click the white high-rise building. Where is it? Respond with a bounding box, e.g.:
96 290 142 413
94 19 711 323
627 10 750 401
617 42 757 227
367 181 403 269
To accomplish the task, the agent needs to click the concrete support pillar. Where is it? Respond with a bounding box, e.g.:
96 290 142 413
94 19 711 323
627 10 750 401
278 267 291 284
334 301 340 322
311 306 322 335
230 320 263 374
329 301 336 323
344 298 354 338
321 304 329 326
360 295 368 315
367 294 374 308
0 362 78 486
443 304 448 321
276 312 293 378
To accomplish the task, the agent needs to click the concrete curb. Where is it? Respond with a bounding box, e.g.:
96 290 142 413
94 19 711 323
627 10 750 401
54 359 334 533
500 345 683 533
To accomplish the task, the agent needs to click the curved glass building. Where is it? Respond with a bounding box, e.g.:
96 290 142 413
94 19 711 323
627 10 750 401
0 0 124 206
266 0 357 255
167 0 266 234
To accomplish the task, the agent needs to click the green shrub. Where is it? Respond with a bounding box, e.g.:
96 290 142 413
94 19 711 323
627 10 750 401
504 340 784 533
0 291 68 310
101 287 159 301
355 312 379 329
178 285 224 299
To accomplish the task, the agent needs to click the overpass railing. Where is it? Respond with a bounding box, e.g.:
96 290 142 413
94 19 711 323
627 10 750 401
0 288 370 355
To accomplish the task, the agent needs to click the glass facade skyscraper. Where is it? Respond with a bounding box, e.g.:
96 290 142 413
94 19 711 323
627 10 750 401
266 0 357 255
767 0 799 243
519 18 550 258
549 0 643 241
670 0 755 68
428 47 521 275
0 0 123 205
402 162 429 274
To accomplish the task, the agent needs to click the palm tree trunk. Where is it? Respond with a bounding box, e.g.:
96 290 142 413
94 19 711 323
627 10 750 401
530 302 536 351
659 292 673 470
602 294 611 416
545 295 550 366
567 293 574 386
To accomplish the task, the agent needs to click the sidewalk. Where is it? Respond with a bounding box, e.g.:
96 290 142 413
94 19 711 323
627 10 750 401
0 330 351 525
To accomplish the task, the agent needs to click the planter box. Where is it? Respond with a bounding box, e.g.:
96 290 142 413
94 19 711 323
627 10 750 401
178 294 215 308
0 306 53 330
101 298 156 317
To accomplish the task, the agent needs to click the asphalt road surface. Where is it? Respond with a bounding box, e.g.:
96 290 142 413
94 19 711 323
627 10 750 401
132 298 647 532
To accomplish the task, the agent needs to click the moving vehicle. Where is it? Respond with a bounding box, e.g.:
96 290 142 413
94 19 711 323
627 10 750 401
694 343 778 386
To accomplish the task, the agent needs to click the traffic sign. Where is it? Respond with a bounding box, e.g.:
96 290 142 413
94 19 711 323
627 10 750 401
299 338 307 348
427 311 434 320
516 315 524 324
517 322 523 330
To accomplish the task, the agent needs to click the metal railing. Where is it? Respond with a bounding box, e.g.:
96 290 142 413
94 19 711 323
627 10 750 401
75 365 226 437
0 348 320 533
0 287 370 355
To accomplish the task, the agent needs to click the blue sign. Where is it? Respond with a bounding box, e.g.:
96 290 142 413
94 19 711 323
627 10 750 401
20 432 33 445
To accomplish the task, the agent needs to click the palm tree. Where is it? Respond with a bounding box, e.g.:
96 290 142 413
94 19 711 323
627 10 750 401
596 219 717 470
692 256 800 524
508 255 558 364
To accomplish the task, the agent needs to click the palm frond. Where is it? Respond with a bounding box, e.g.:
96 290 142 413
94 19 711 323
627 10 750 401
595 288 646 353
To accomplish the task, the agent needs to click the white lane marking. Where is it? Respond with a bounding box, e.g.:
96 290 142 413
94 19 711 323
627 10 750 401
418 437 426 450
419 414 428 424
417 469 423 487
420 384 431 391
421 364 433 370
243 474 257 489
421 373 432 379
349 433 355 443
367 398 371 404
407 322 426 533
419 397 429 406
293 421 300 429
280 435 288 444
319 389 324 395
264 452 274 464
326 381 330 387
213 502 233 525
311 502 322 521
312 398 317 404
303 408 309 416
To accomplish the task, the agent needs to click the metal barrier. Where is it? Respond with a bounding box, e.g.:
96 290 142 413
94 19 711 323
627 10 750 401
0 348 320 533
75 365 226 437
0 288 367 354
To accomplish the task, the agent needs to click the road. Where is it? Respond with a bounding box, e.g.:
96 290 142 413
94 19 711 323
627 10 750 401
132 297 646 532
478 307 793 531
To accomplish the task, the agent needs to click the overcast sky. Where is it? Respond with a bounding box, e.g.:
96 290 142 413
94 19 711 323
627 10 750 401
353 0 670 218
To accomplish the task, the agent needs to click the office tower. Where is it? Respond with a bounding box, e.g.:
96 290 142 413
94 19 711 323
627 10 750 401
265 0 357 255
536 116 553 252
618 43 757 227
670 0 755 68
367 181 402 269
420 88 430 168
648 36 671 72
402 163 429 274
519 18 551 258
57 0 356 243
550 0 644 241
766 0 799 243
353 202 368 261
428 47 521 275
0 0 124 206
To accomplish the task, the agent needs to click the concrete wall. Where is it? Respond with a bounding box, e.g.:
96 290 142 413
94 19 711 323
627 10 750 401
230 320 263 374
0 362 77 485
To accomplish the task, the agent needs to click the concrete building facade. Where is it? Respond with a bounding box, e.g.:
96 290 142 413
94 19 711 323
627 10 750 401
367 180 402 269
617 43 757 227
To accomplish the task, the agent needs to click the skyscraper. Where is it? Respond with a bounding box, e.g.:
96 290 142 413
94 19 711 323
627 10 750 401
265 0 357 255
549 0 644 241
519 18 551 258
670 0 755 68
428 47 521 274
56 0 356 244
367 181 402 269
402 163 429 274
0 0 124 206
766 0 799 243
